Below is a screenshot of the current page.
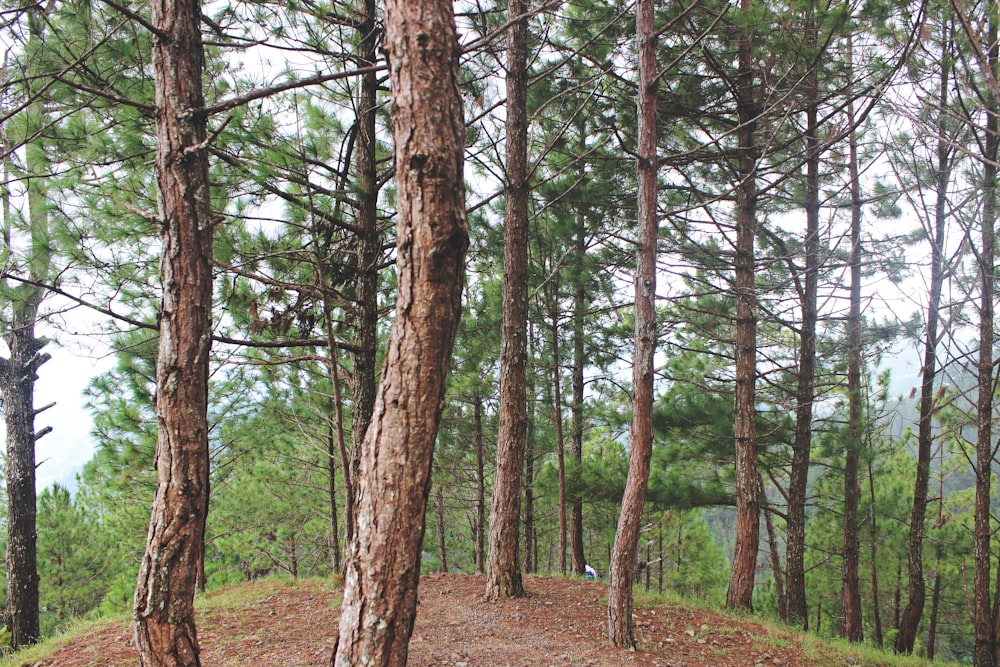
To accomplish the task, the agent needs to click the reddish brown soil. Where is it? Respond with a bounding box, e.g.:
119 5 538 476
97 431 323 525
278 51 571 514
15 574 883 666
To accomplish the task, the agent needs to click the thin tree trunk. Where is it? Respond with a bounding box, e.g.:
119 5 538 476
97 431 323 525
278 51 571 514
727 0 761 612
551 295 568 574
133 0 214 662
841 39 864 642
485 0 529 600
524 321 538 575
348 0 382 549
760 474 786 620
437 483 448 573
332 0 467 660
926 570 942 660
570 165 587 577
327 417 341 571
966 7 998 665
786 1 820 630
868 459 885 648
607 0 656 647
474 396 486 574
894 30 953 652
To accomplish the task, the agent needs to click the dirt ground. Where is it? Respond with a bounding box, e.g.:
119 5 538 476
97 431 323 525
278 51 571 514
16 574 880 666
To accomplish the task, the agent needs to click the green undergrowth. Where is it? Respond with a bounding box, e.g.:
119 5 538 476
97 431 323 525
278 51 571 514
630 587 957 667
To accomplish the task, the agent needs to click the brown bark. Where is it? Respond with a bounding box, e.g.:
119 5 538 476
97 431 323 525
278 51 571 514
868 458 885 648
607 0 656 647
551 294 568 574
570 212 587 576
332 0 467 661
726 0 761 612
760 474 786 621
894 34 953 653
523 419 535 575
132 0 214 663
841 39 864 642
959 6 999 664
474 396 486 574
485 0 529 601
347 0 382 550
786 1 819 631
926 571 942 660
437 483 448 573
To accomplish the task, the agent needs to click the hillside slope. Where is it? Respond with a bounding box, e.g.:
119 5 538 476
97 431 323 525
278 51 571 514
8 574 941 666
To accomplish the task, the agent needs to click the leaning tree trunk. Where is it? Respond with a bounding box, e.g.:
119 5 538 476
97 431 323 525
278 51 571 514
332 0 468 662
607 0 656 648
894 35 953 654
485 0 529 601
726 0 761 612
132 0 214 663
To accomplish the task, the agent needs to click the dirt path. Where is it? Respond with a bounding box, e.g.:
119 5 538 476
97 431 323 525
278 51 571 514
15 574 883 666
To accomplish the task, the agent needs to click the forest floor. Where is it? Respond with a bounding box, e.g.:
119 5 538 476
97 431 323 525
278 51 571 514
6 574 938 667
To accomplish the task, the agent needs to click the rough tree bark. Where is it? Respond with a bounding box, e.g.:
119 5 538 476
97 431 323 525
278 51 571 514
346 0 382 551
1 126 50 655
331 0 468 661
474 396 486 574
947 3 1000 663
726 0 761 611
841 48 864 640
894 32 953 653
485 0 529 601
550 291 568 574
607 0 656 648
0 10 53 647
132 0 214 662
570 206 587 576
785 0 819 630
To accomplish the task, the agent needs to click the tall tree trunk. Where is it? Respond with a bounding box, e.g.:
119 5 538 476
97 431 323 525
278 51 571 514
841 40 864 642
570 165 587 577
347 0 382 550
550 294 568 574
0 64 51 650
760 474 786 621
966 7 998 664
132 0 214 661
437 483 448 573
607 0 656 647
868 456 885 648
786 0 819 630
327 416 341 571
523 388 536 575
474 396 486 574
332 0 467 660
727 0 761 611
0 308 47 650
485 0 529 600
894 32 953 653
926 570 942 660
